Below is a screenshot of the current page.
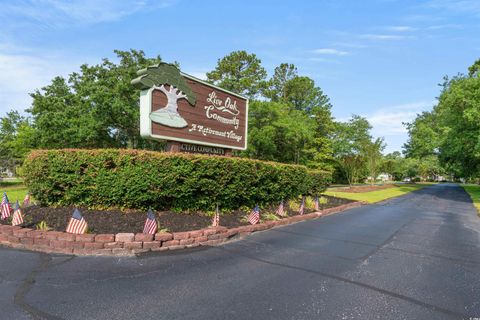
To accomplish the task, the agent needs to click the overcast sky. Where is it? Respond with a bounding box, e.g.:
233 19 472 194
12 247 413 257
1 0 479 153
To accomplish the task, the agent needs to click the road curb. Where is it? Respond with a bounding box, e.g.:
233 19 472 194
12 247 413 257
0 201 364 256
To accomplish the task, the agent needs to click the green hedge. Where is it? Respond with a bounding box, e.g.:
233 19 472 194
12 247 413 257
23 149 331 211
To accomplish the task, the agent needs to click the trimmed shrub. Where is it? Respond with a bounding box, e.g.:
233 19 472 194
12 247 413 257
23 149 331 211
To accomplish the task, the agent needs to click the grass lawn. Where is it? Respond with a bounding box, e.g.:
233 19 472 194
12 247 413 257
324 184 432 204
0 180 29 204
462 184 480 214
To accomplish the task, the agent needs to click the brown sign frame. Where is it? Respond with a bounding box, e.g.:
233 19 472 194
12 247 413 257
140 72 249 150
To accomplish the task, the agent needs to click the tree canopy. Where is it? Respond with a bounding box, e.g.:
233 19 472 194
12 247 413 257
1 48 398 184
404 58 480 180
206 50 267 99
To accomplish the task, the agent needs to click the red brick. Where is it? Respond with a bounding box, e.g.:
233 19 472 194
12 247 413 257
95 234 115 242
115 233 134 242
134 233 153 242
57 233 76 241
50 240 67 249
225 229 239 238
74 248 111 255
65 241 84 249
45 231 64 240
75 234 95 242
213 226 228 233
151 246 170 252
13 228 32 237
20 237 34 246
179 238 195 245
168 245 186 250
265 221 276 228
123 242 142 249
91 249 113 255
55 248 74 254
162 239 180 247
84 242 105 249
237 225 255 233
202 228 218 236
7 235 20 243
131 249 150 255
111 248 132 256
104 242 123 249
27 230 46 239
155 233 173 241
0 225 13 235
142 241 161 249
194 236 208 243
188 230 204 238
251 224 268 232
34 238 50 247
173 232 190 240
207 233 228 240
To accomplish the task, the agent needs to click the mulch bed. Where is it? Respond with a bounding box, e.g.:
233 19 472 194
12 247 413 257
0 195 355 234
334 184 396 193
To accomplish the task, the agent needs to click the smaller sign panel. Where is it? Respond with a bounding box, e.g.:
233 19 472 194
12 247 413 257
179 143 226 155
134 64 248 150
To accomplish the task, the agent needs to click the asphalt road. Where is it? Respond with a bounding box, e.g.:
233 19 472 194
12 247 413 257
1 183 479 320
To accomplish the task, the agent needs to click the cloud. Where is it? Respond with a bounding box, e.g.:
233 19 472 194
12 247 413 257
332 42 368 49
308 57 341 64
0 0 177 28
366 101 435 136
360 34 411 40
0 45 90 116
311 48 349 56
385 26 417 32
363 101 435 153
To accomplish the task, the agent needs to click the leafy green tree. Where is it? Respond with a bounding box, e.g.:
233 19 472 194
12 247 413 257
381 152 405 181
305 102 336 171
283 76 331 114
243 100 315 164
362 137 386 185
263 63 298 101
0 111 34 173
29 49 164 150
206 50 267 98
403 111 438 158
332 115 373 185
435 66 480 178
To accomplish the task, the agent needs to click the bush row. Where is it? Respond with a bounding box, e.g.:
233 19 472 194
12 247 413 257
23 149 331 211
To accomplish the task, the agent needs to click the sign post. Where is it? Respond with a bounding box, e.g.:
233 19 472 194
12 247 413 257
132 63 248 155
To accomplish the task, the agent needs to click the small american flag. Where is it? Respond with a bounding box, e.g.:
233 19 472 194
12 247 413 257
211 205 220 227
275 200 286 217
299 197 305 215
314 196 319 211
248 204 260 225
1 192 12 220
143 209 158 234
66 209 88 234
23 193 31 207
12 201 24 226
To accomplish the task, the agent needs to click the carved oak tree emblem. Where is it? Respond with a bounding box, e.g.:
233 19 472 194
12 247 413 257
131 63 197 128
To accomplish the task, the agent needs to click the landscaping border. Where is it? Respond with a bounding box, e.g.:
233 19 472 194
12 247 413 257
0 201 364 256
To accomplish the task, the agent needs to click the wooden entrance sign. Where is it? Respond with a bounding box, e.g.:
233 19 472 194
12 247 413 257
132 63 248 155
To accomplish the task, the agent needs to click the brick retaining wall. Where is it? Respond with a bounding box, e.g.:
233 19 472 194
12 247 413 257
0 202 364 256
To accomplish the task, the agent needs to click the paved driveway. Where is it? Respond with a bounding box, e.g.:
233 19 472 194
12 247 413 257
1 183 479 319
